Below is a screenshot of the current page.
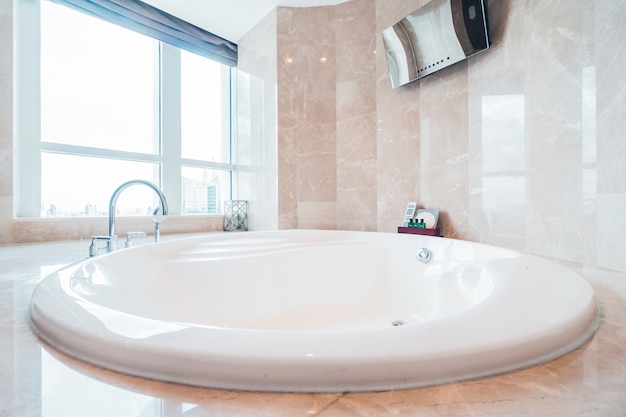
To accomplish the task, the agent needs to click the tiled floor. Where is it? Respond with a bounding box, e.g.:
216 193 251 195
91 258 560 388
2 236 625 416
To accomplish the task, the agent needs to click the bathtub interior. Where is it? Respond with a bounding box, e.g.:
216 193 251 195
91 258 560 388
59 230 507 332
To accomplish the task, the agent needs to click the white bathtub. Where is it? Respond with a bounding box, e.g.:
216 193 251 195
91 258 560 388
30 230 599 392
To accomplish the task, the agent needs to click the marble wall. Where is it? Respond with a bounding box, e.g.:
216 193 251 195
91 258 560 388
0 1 13 245
236 8 279 231
275 5 338 230
237 0 626 271
272 0 379 231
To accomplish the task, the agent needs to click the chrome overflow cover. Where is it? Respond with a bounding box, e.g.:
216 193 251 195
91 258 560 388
416 247 432 263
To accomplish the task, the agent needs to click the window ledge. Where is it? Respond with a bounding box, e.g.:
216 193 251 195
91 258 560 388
12 215 225 244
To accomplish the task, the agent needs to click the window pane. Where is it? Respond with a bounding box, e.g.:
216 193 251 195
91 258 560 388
40 1 157 154
42 153 160 217
33 2 234 219
181 50 228 162
182 166 230 214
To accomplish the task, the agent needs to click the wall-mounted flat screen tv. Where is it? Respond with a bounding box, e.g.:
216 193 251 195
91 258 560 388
382 0 490 88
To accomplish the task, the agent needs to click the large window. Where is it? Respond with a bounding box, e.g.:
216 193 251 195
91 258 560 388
17 0 233 217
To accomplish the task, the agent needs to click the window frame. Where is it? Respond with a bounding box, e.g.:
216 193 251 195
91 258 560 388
15 0 235 218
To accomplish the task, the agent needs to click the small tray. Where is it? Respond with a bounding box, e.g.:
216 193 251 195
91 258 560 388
397 227 441 236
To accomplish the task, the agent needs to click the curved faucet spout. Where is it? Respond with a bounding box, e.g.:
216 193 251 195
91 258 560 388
108 180 169 240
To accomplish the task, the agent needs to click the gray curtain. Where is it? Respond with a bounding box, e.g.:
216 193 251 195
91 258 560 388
49 0 238 66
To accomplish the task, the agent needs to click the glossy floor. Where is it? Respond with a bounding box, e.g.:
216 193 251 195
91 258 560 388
2 236 626 416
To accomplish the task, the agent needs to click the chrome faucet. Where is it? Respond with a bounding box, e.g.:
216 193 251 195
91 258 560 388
89 180 168 257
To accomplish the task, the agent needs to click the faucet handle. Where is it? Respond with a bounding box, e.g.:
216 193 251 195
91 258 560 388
125 231 147 248
89 235 111 257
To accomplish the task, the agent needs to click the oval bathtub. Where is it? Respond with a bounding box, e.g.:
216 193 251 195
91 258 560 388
30 230 599 392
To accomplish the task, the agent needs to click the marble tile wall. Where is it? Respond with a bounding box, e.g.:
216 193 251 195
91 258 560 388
238 0 626 272
239 0 379 231
0 1 13 245
336 0 377 231
236 9 279 231
595 0 626 269
276 6 339 230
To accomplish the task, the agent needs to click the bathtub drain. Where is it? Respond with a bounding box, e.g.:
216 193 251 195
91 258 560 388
391 320 406 327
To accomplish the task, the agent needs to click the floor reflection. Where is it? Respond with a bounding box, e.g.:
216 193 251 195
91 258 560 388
37 341 340 417
42 349 158 417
